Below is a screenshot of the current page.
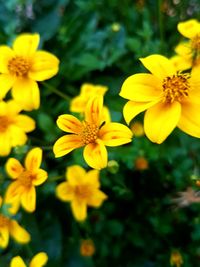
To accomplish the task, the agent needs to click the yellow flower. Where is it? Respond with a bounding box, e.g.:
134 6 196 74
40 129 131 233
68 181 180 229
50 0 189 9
170 251 183 267
53 96 133 169
56 165 107 221
134 156 149 170
0 100 35 156
120 54 200 144
0 33 59 110
10 252 48 267
5 147 48 214
0 196 30 249
70 83 108 113
174 19 200 70
80 239 95 257
130 121 144 137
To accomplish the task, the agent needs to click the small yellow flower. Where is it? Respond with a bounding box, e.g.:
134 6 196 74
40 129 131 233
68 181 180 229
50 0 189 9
10 252 48 267
0 196 30 249
54 96 133 169
134 156 149 170
130 121 144 137
5 147 48 214
174 19 200 70
0 100 35 156
56 165 107 221
170 251 183 267
120 54 200 144
0 33 59 110
80 239 95 257
70 83 108 113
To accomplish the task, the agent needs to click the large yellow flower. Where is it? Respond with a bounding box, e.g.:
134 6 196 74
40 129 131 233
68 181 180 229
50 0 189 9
10 252 48 267
173 19 200 70
5 147 48 214
0 196 30 249
0 100 35 156
53 96 133 169
120 54 200 144
0 33 59 110
56 165 107 221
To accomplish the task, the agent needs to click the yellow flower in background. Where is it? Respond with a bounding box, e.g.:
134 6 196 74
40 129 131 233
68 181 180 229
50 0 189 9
53 96 133 169
70 83 108 113
174 19 200 70
80 239 95 257
130 121 144 137
70 83 111 122
56 165 107 221
0 196 30 249
0 100 35 156
0 33 59 110
120 54 200 144
5 147 48 214
10 252 48 267
134 156 149 171
170 251 183 267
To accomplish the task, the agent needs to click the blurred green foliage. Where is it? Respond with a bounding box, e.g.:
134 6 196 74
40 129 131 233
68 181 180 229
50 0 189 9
1 0 200 266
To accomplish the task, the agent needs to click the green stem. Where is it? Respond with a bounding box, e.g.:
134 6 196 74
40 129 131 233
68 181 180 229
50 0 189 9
47 175 64 182
42 82 71 102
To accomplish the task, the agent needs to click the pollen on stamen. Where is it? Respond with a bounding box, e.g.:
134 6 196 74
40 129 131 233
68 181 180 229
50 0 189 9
0 214 9 227
18 170 33 187
80 122 99 145
8 56 31 77
162 73 190 103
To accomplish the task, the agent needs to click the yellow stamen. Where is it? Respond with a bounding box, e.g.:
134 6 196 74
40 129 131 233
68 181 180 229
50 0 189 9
80 122 99 144
0 214 9 228
0 116 12 132
74 185 92 200
8 56 31 76
162 73 190 103
18 170 33 187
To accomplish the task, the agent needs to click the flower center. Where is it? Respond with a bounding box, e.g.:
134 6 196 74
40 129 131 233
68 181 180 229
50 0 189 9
0 116 12 132
8 56 31 76
0 214 9 228
18 170 33 187
80 122 99 144
74 185 92 200
191 34 200 53
162 73 190 103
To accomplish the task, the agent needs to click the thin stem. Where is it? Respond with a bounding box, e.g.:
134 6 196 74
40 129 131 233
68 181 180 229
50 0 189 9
42 82 71 102
47 175 64 182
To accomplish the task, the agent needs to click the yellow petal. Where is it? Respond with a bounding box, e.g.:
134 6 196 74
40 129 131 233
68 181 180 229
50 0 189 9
85 96 103 125
170 55 191 71
144 101 181 144
5 181 23 201
30 252 48 267
178 101 200 138
5 196 20 215
21 186 36 212
83 140 107 170
10 256 26 267
6 158 23 178
0 133 11 156
66 165 86 185
0 101 7 116
175 42 192 57
102 106 111 123
7 99 22 115
177 19 200 39
57 114 82 133
29 50 59 81
99 122 133 146
0 46 14 73
0 227 9 248
70 96 86 113
9 220 30 244
25 147 42 171
53 134 83 158
32 169 48 186
13 33 40 56
56 182 74 201
120 73 162 101
0 74 15 99
14 115 36 132
81 83 108 96
9 125 28 147
84 169 100 188
139 54 176 80
123 100 158 124
71 199 87 221
87 190 107 207
12 78 40 111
